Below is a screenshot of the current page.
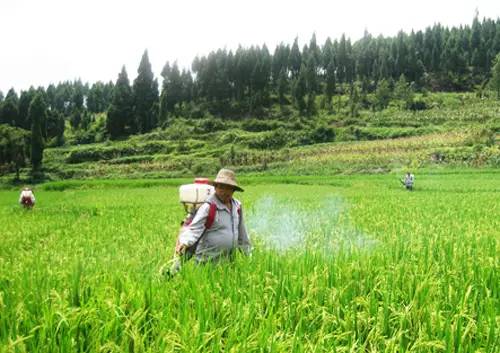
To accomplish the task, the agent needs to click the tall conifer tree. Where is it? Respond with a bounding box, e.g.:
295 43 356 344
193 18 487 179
28 94 46 171
133 50 159 133
107 66 133 138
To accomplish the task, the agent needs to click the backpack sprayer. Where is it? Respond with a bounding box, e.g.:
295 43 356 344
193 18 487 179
160 178 215 277
179 177 215 215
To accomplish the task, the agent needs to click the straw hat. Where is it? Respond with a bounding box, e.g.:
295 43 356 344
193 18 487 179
211 168 244 192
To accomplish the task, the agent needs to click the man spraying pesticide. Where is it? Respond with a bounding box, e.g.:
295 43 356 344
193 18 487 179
400 172 415 191
161 169 252 277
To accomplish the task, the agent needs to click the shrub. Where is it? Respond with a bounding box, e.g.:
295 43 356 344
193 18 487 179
242 119 281 132
247 128 291 150
409 98 428 111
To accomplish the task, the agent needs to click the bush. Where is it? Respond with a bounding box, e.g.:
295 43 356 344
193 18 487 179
247 128 291 150
464 128 496 147
191 159 219 176
298 125 336 145
242 119 281 132
409 98 428 111
194 118 227 133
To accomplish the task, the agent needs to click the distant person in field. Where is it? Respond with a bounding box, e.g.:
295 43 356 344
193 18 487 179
401 172 415 191
19 187 36 209
176 168 252 262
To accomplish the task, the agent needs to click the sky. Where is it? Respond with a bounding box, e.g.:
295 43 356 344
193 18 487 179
1 0 499 94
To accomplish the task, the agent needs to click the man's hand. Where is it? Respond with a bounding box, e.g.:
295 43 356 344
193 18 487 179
175 242 187 255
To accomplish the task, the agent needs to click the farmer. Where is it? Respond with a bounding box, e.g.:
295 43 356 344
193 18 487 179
176 168 251 262
401 172 415 191
19 187 36 209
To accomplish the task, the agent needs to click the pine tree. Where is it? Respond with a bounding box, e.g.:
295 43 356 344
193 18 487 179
490 53 500 99
70 109 82 130
349 83 360 117
374 79 392 110
325 61 336 108
305 56 318 115
133 50 159 133
87 82 105 113
0 125 29 180
277 69 288 106
72 81 84 111
160 61 184 124
45 110 65 146
107 66 133 138
1 89 19 126
28 94 46 171
289 37 302 79
394 74 414 108
18 88 36 129
272 43 290 87
292 65 307 114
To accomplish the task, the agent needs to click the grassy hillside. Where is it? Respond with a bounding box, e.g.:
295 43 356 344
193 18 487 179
1 92 499 184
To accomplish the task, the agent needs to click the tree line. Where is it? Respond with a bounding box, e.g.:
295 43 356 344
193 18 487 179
1 16 500 177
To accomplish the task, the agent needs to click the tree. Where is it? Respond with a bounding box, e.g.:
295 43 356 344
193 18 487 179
289 37 302 79
349 83 361 117
490 53 500 99
70 109 82 130
305 55 318 115
277 69 288 106
374 79 392 110
272 43 290 87
324 61 336 108
1 89 19 126
133 50 159 133
394 74 414 108
72 80 84 111
107 66 133 138
0 125 30 180
45 110 65 146
160 61 184 122
28 94 46 171
18 88 36 129
87 82 106 113
292 65 307 114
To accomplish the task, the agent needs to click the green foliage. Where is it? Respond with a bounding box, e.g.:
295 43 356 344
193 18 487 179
133 50 159 133
28 94 46 171
107 66 133 139
254 129 291 149
0 124 30 179
45 110 65 146
0 88 19 126
489 53 500 99
292 65 307 113
374 79 392 110
393 74 415 108
66 141 177 164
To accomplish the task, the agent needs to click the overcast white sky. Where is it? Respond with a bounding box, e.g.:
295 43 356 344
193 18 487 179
1 0 499 94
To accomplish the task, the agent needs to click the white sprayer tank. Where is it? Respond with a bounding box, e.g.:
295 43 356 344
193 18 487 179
179 178 214 208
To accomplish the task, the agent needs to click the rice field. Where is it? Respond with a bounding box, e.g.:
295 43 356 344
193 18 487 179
0 170 498 352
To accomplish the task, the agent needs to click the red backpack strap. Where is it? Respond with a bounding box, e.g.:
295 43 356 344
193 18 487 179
204 202 217 229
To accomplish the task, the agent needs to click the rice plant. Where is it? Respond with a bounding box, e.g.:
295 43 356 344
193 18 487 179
0 170 498 352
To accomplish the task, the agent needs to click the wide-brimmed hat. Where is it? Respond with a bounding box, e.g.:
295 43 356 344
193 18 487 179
211 168 244 192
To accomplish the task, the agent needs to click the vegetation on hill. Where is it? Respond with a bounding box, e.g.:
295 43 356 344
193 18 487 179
1 17 500 183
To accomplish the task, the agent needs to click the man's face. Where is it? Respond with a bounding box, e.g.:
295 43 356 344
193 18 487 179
215 183 235 203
